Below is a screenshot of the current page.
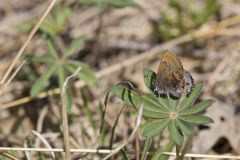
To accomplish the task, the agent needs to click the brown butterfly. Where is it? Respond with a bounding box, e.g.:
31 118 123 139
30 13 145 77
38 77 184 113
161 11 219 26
153 50 194 97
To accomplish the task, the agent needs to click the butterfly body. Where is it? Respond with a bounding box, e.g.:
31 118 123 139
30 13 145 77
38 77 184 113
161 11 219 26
153 50 194 97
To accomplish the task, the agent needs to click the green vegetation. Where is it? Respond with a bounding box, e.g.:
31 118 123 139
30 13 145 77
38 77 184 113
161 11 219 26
110 68 214 159
157 0 220 41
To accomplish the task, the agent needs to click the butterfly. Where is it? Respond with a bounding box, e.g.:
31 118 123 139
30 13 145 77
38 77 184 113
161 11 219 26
153 50 194 98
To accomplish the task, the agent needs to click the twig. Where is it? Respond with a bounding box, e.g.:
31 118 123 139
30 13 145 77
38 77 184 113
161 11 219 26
61 67 81 160
1 15 240 110
0 0 57 85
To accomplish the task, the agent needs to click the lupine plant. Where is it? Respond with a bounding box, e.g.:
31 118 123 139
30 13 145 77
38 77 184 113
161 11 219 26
110 68 214 159
27 36 98 111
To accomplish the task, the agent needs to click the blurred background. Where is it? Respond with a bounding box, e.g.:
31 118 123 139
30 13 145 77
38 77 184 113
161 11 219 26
0 0 239 159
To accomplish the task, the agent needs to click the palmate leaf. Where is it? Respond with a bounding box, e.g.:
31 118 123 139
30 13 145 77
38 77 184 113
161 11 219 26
178 84 203 111
66 64 98 87
104 0 140 8
40 18 58 36
55 6 71 29
63 35 86 59
40 6 71 36
143 68 155 94
143 68 178 111
169 121 183 145
57 66 65 88
176 119 192 135
30 65 56 97
142 118 170 137
67 60 98 86
110 85 170 118
46 38 58 59
179 115 214 124
179 99 215 115
30 54 55 64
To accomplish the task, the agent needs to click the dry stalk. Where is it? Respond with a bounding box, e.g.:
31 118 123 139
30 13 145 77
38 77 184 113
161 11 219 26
61 67 81 160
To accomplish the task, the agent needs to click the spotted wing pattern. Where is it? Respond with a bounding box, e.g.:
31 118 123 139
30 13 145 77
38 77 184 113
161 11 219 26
155 50 194 97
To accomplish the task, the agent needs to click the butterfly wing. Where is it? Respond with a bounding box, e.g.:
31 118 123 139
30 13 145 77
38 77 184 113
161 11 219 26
155 51 186 96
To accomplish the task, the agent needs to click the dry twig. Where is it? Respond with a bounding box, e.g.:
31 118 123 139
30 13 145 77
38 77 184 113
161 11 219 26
61 67 81 160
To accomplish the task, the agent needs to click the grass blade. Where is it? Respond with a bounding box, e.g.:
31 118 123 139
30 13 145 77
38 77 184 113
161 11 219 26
141 137 152 160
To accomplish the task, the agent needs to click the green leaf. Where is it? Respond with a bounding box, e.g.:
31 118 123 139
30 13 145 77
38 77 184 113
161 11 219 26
46 38 58 59
151 139 174 160
141 137 152 160
179 84 203 111
120 149 129 160
144 94 169 113
180 115 214 124
40 18 57 35
56 7 71 29
143 68 156 94
17 22 34 33
77 0 140 8
30 65 56 97
176 119 192 135
99 102 106 145
67 60 89 68
142 118 169 137
64 35 86 58
110 108 123 149
57 66 66 88
30 54 55 64
40 5 71 36
179 99 215 115
110 86 170 118
169 121 183 145
105 0 140 8
143 68 178 111
66 63 98 87
77 0 98 6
